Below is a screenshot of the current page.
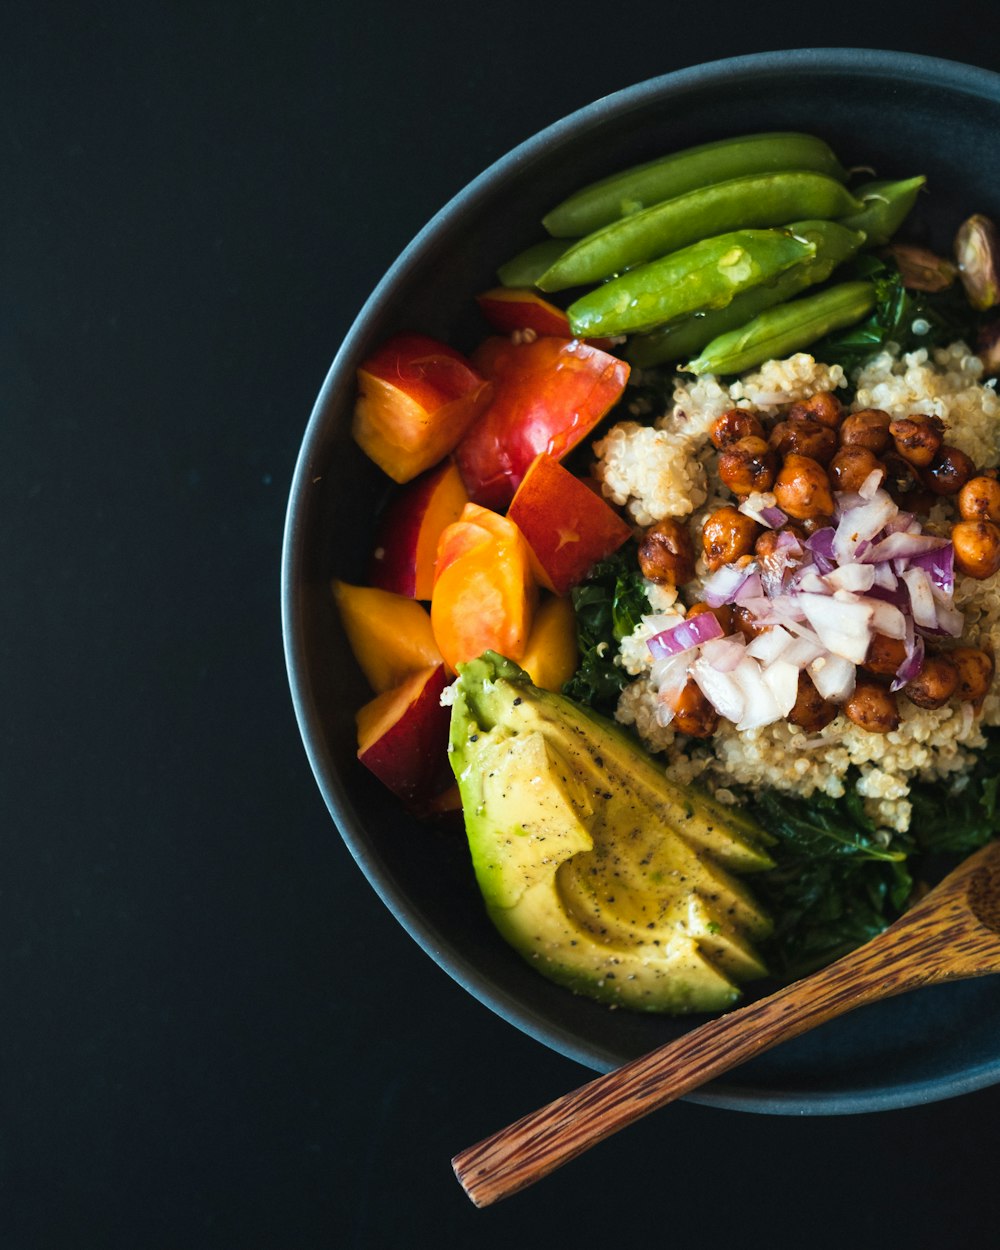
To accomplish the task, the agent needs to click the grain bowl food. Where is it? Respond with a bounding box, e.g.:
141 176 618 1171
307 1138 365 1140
603 343 1000 839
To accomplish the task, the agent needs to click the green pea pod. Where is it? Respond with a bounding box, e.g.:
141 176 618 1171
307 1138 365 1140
537 171 862 293
627 220 867 368
838 176 926 247
496 238 569 288
683 280 877 376
542 132 848 238
567 229 818 339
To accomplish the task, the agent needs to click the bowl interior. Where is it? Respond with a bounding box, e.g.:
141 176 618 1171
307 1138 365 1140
283 50 1000 1113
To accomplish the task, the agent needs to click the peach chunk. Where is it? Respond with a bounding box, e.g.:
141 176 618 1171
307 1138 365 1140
368 460 470 600
431 504 537 672
356 664 453 812
507 453 632 593
333 580 444 692
519 595 578 692
352 333 493 483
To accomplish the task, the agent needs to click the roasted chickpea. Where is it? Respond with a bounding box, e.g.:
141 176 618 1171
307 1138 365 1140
768 418 837 464
637 518 696 585
881 451 924 504
924 445 976 496
862 633 908 678
951 519 1000 579
903 653 960 709
787 671 838 732
686 601 735 634
843 674 900 734
958 475 1000 522
709 407 766 450
717 435 776 496
950 646 995 703
787 390 844 430
701 506 760 571
828 445 887 495
772 453 835 520
889 413 944 468
839 408 892 453
732 604 767 641
672 678 720 738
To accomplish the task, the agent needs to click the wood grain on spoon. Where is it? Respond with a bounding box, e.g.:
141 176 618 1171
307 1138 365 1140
453 838 1000 1208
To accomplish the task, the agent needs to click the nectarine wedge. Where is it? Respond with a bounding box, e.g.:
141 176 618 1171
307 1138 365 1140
356 664 453 812
333 580 444 692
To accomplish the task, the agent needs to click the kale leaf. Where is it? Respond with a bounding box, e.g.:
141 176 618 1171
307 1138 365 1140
562 548 649 716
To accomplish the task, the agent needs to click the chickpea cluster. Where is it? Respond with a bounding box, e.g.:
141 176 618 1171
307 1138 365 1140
636 390 997 739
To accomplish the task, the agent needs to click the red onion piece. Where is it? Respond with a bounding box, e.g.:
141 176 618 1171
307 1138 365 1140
701 562 757 608
909 543 955 595
648 610 724 659
891 633 925 691
760 506 787 528
865 531 951 564
901 567 939 630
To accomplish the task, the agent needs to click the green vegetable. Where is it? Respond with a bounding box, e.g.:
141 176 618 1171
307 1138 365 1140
567 228 817 338
838 175 926 247
812 253 986 371
542 131 847 238
627 219 867 368
538 171 862 292
496 238 568 288
563 549 649 715
683 279 876 376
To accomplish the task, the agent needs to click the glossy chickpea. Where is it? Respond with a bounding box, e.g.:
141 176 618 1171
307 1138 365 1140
768 418 837 464
709 408 766 450
637 518 696 585
787 390 844 430
950 646 995 703
686 601 735 634
924 445 976 496
903 653 960 709
787 671 838 732
843 674 900 734
732 604 767 641
862 633 908 678
701 506 760 571
881 452 928 509
839 408 892 453
772 454 835 520
829 445 887 495
672 678 720 738
888 413 944 468
958 475 1000 522
717 436 776 496
951 519 1000 579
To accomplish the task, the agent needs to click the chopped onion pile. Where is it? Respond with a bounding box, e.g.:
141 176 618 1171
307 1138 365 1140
648 484 964 732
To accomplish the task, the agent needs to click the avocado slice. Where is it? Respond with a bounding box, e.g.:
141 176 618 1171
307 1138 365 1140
448 652 775 1014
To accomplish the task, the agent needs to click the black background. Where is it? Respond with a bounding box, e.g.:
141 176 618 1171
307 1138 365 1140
6 5 1000 1248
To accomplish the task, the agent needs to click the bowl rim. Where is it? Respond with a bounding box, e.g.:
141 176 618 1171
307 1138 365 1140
281 47 1000 1115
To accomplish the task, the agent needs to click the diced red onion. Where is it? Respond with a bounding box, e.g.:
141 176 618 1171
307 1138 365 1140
690 658 745 724
858 469 884 500
648 610 723 659
901 567 938 630
699 634 747 673
872 562 898 591
733 571 763 603
761 658 800 718
700 561 757 608
909 543 955 596
807 652 857 702
825 563 876 593
760 506 787 528
798 592 873 664
805 527 837 573
833 492 898 563
891 634 925 691
866 598 907 640
738 492 785 528
745 626 794 665
865 531 951 564
732 656 784 730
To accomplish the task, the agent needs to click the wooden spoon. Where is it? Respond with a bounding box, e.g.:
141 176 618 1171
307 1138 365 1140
453 838 1000 1208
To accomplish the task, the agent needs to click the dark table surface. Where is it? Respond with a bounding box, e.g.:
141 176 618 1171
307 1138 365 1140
6 5 1000 1248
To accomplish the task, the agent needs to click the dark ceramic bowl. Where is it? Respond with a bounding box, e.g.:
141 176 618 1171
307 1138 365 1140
282 49 1000 1113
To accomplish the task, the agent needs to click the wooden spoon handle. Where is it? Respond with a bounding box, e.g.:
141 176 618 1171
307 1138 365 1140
452 932 931 1207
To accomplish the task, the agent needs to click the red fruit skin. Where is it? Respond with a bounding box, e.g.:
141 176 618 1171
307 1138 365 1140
454 336 629 510
355 664 453 813
368 461 469 599
507 453 632 593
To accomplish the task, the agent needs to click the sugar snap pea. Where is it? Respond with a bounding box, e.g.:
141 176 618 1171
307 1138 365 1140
497 238 569 288
567 229 817 339
626 220 867 368
838 176 926 247
542 132 847 238
538 171 863 292
683 280 877 376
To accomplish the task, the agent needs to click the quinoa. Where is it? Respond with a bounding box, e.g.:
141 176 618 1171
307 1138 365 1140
596 344 1000 834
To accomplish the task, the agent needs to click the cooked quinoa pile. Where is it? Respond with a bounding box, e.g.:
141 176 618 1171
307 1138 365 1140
591 343 1000 834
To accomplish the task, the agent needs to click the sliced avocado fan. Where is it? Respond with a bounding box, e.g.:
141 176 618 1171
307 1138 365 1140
448 652 775 1014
